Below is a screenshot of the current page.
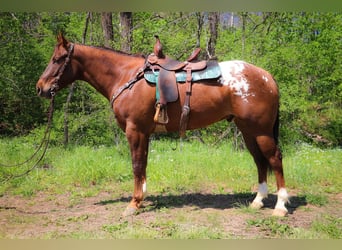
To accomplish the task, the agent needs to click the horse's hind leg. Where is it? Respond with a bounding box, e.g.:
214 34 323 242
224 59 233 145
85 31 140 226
241 134 270 210
255 135 289 216
240 131 288 216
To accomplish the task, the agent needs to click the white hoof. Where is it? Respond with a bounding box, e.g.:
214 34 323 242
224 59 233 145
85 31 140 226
272 208 288 217
250 201 264 209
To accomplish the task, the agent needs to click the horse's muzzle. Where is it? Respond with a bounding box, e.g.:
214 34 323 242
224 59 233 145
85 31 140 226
36 86 53 99
36 86 42 96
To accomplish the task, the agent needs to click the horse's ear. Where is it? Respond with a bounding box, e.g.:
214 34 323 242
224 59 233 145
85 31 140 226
57 32 68 48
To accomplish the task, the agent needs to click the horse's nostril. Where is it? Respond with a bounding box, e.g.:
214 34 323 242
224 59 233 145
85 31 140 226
36 87 41 96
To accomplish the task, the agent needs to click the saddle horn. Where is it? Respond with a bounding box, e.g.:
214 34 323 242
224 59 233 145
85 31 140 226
154 35 165 58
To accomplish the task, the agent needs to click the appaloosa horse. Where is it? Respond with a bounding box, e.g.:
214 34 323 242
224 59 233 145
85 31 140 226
36 34 289 216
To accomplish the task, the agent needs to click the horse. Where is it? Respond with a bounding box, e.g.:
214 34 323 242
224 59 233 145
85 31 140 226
36 34 289 217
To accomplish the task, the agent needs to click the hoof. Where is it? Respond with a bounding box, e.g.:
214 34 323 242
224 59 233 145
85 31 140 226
272 208 288 217
250 201 263 210
122 206 138 217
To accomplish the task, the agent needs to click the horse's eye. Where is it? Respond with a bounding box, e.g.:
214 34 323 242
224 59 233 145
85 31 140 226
53 55 67 64
52 57 60 64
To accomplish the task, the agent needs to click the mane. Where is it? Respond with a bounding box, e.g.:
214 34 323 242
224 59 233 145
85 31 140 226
85 44 146 58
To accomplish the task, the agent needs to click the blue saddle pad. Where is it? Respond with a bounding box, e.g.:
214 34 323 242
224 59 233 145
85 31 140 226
144 62 221 84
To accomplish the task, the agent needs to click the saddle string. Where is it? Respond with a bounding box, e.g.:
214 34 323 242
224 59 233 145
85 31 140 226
0 96 55 180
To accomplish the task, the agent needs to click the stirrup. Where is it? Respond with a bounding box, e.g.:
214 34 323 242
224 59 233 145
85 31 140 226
154 103 169 124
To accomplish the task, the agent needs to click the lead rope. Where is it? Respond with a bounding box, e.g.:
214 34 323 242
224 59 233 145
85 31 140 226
0 96 55 181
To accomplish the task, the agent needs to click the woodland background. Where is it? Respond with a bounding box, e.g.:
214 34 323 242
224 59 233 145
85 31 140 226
0 12 341 147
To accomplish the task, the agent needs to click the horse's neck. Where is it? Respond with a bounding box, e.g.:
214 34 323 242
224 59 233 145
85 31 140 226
74 44 143 100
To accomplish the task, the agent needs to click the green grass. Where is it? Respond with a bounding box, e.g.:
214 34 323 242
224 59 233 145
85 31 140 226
247 217 294 237
283 143 342 194
246 216 342 239
104 223 225 239
1 137 341 239
1 138 341 198
311 215 342 239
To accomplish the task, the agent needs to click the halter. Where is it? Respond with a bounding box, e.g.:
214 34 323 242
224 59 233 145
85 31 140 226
50 43 74 96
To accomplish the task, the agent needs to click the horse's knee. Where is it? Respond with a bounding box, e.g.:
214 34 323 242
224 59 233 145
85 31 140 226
275 147 282 160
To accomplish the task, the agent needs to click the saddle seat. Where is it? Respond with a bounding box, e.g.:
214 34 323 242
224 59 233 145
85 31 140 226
147 48 205 72
147 48 206 102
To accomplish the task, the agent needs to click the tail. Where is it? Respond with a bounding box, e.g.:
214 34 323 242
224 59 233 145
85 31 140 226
266 106 281 175
273 106 280 146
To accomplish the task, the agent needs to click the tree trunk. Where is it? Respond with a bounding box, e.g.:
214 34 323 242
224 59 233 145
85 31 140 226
195 12 204 48
241 12 248 58
119 12 133 53
101 12 114 47
230 12 235 27
207 12 219 59
63 12 91 146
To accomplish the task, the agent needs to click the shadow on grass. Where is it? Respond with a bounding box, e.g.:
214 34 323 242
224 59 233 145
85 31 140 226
95 192 307 214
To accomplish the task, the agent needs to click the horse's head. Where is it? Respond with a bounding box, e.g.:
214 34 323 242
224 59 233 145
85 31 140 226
36 33 75 98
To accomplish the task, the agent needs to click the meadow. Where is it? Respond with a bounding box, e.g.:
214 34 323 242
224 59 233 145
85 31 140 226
0 137 341 239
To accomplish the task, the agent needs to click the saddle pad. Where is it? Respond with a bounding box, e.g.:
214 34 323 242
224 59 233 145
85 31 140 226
144 61 221 84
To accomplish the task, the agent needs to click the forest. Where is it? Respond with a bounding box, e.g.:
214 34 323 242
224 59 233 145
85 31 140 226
0 12 341 147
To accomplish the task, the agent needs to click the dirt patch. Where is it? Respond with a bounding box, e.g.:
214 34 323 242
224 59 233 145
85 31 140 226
0 191 341 238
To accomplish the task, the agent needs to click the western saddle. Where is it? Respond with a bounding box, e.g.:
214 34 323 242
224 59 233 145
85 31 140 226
147 35 208 137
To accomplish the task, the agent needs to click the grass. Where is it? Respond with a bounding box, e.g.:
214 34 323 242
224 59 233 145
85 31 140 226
311 215 342 239
247 215 342 239
0 137 341 239
283 143 342 193
1 138 341 198
247 217 294 237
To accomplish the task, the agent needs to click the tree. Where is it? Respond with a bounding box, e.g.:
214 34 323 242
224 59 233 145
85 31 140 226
119 12 133 53
207 12 219 59
0 13 46 135
1 12 340 147
195 12 204 48
63 12 91 145
101 12 114 47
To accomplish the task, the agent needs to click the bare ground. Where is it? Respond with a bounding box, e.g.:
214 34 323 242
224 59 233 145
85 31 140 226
0 190 341 239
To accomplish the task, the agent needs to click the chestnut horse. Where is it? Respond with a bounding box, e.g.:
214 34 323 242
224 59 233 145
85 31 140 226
36 34 289 217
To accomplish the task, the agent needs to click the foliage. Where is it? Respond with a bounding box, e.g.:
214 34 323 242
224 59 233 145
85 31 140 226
0 12 341 147
0 13 47 135
216 12 341 146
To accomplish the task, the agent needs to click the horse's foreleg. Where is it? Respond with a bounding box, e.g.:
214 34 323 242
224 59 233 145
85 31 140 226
251 181 268 210
123 129 149 217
